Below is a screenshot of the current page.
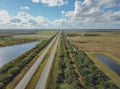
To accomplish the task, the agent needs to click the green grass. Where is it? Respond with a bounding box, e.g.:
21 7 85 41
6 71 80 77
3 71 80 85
38 30 58 35
102 52 120 64
0 37 37 46
0 30 58 47
5 46 46 89
88 52 120 64
46 35 60 89
14 35 51 40
88 53 120 88
25 39 56 89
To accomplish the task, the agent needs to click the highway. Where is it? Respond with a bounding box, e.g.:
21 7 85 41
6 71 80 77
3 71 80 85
15 34 58 89
35 33 60 89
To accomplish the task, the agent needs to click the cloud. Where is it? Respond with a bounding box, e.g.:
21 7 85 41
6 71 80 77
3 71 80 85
1 0 120 30
0 10 51 28
0 10 10 24
32 0 39 3
20 6 30 10
98 0 119 6
61 0 120 28
32 0 68 7
105 3 120 8
52 18 72 28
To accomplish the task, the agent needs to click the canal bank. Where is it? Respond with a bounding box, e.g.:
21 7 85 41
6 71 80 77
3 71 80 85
0 42 39 67
88 53 120 88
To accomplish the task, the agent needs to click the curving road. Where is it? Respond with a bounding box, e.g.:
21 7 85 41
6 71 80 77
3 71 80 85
35 33 60 89
15 34 58 89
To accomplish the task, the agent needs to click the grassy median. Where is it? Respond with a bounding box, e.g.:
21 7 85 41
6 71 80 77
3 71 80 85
46 34 60 89
25 38 57 89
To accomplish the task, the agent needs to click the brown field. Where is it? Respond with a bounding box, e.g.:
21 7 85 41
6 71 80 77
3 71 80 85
65 30 120 61
65 30 120 87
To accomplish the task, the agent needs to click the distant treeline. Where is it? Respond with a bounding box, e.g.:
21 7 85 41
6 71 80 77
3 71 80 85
67 34 81 37
0 30 37 39
67 33 101 37
83 33 101 36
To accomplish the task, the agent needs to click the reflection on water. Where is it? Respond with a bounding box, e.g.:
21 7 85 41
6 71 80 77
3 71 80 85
0 42 39 67
96 55 120 76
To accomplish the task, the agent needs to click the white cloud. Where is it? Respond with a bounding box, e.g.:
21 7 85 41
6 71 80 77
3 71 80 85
98 0 118 6
0 10 10 24
105 3 120 8
61 0 120 29
1 0 120 30
32 0 39 3
32 0 68 7
20 6 30 10
0 10 51 28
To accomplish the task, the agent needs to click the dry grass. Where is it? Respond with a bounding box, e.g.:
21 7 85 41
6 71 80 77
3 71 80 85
66 30 120 87
67 31 120 61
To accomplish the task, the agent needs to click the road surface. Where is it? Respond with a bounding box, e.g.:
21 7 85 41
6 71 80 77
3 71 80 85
35 33 60 89
15 34 58 89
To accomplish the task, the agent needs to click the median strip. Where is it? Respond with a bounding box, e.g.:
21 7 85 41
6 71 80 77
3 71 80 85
14 34 58 89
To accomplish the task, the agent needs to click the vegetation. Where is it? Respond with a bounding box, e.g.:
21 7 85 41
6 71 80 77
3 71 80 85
0 30 57 46
67 42 119 88
25 43 53 89
0 30 37 46
0 38 37 46
0 33 57 89
55 32 82 89
46 33 61 89
83 33 101 36
37 30 58 35
67 34 81 37
88 54 120 88
67 31 120 62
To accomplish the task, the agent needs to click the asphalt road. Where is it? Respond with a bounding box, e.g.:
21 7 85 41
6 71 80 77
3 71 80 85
15 34 58 89
35 33 60 89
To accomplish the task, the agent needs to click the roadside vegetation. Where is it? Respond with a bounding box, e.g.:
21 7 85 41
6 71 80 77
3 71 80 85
65 31 120 88
0 33 57 89
46 33 61 89
47 31 82 89
70 47 119 88
25 42 53 89
88 54 120 87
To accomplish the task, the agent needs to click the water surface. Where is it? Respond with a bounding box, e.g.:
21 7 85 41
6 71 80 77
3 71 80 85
0 42 39 67
96 55 120 76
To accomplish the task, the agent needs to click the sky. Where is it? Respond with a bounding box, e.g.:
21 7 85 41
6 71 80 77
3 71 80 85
0 0 120 29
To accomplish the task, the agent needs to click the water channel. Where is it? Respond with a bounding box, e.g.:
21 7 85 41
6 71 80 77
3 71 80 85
0 42 39 67
96 55 120 76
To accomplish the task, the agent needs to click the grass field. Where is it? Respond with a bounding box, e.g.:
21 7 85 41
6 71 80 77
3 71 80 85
37 30 58 35
65 30 120 87
0 30 58 46
66 30 120 62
